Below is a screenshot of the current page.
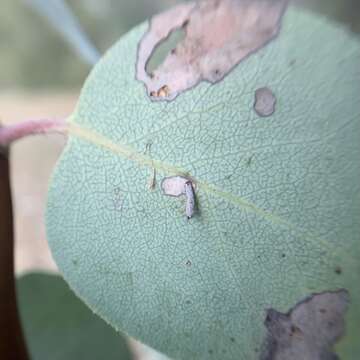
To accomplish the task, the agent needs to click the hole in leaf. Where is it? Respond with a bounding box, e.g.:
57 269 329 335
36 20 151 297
146 27 186 76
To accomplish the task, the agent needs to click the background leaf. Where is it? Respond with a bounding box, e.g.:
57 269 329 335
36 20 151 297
23 0 100 66
46 5 360 360
17 273 134 360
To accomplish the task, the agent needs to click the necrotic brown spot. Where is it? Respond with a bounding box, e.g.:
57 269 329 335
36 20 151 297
254 87 276 117
136 0 288 101
261 289 349 360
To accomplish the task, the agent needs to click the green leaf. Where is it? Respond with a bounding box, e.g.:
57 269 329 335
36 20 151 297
46 5 360 360
17 273 133 360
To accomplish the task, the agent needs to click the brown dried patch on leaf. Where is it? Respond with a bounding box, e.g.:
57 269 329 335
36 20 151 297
136 0 288 101
254 87 276 117
261 289 349 360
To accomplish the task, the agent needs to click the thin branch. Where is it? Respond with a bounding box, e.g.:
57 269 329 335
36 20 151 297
0 117 67 359
0 151 30 360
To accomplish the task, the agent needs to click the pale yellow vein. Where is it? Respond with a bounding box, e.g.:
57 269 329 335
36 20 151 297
67 122 357 266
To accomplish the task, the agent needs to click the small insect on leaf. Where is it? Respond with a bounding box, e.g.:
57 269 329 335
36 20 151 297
184 181 195 219
161 176 196 219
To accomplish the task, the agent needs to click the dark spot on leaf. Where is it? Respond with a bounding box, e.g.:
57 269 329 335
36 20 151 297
230 337 235 343
182 19 189 28
254 87 276 117
72 259 78 266
261 289 349 360
289 59 296 66
281 253 286 258
327 321 335 329
148 168 156 190
149 85 171 98
212 69 223 80
185 300 191 305
208 349 213 355
334 266 342 275
144 141 153 155
246 155 254 167
289 325 302 337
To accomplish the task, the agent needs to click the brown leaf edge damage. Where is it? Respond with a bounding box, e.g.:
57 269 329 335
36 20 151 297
0 149 29 360
136 0 289 101
261 289 349 360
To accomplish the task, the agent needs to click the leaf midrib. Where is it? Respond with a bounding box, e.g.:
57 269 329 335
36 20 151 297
66 121 355 266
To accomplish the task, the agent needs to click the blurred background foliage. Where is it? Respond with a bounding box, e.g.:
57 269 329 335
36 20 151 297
0 0 185 89
0 0 359 90
17 273 134 360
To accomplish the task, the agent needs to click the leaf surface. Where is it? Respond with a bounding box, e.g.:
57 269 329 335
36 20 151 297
46 6 360 360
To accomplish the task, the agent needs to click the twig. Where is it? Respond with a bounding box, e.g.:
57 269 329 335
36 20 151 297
0 117 67 359
0 151 30 360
